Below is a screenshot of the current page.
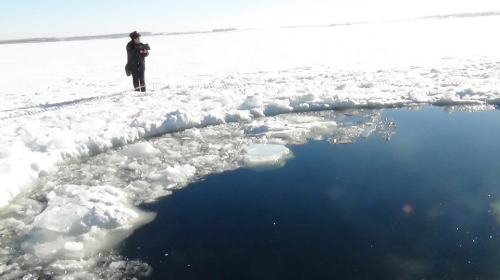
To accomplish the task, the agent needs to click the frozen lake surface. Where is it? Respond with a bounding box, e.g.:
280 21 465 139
1 15 500 279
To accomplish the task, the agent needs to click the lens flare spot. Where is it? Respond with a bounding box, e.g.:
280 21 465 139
403 204 413 214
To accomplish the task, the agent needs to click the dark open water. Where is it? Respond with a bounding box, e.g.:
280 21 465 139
121 107 500 280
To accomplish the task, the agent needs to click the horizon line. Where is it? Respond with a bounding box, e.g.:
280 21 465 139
1 11 499 45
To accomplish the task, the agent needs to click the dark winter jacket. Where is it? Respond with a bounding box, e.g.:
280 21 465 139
126 41 149 71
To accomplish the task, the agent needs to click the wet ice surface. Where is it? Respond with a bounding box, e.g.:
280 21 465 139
0 109 395 279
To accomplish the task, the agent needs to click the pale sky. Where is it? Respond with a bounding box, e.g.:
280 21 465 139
1 0 499 40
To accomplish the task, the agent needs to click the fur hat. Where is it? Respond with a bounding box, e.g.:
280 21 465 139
129 31 141 39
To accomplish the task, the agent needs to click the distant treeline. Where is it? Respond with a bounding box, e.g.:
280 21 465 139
1 28 239 45
213 28 237 32
417 11 500 20
0 32 153 45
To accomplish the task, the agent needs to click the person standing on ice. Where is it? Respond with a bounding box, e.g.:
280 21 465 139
126 31 149 92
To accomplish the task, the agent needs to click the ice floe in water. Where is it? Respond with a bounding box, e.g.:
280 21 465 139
242 144 294 170
23 184 155 258
120 142 161 158
0 194 153 279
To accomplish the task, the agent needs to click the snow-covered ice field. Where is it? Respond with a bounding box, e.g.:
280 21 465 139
1 15 500 278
